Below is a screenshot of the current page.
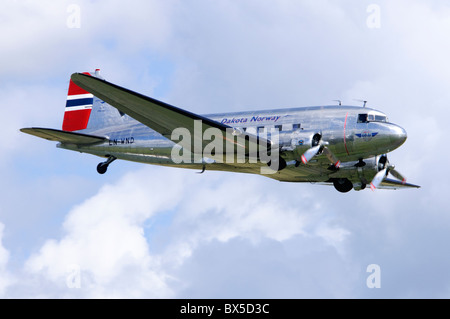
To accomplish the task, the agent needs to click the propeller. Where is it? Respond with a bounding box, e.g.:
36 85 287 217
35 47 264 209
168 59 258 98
322 147 341 169
370 155 407 191
299 134 340 169
370 168 388 191
301 145 322 164
389 167 406 184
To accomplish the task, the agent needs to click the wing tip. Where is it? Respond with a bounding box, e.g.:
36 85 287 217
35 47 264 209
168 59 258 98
380 177 421 189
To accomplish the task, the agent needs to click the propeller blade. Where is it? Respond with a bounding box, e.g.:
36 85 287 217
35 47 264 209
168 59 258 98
389 168 406 184
322 146 341 169
301 145 321 164
370 168 388 191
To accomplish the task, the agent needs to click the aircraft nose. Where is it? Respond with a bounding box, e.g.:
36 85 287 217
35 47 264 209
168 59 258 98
389 124 407 149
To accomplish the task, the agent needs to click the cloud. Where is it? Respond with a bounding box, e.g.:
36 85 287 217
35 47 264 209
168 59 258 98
19 165 355 298
24 167 184 298
174 236 359 298
0 223 14 296
0 0 174 93
0 84 65 163
3 0 450 298
0 1 69 78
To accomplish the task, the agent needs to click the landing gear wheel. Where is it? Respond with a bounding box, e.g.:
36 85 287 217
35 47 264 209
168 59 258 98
267 157 287 171
333 178 353 193
96 156 117 175
97 163 108 174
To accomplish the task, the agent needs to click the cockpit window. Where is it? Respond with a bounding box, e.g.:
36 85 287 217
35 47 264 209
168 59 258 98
358 113 387 123
375 115 387 122
358 114 368 123
368 114 387 122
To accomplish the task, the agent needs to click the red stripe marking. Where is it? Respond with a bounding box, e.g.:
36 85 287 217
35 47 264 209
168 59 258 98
343 112 350 155
301 155 307 164
68 72 91 96
62 109 92 131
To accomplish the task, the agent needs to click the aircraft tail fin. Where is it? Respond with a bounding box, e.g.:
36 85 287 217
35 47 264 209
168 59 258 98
62 71 96 131
62 69 128 134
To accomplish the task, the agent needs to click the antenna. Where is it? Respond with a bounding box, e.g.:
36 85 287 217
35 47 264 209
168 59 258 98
333 99 342 106
354 99 368 108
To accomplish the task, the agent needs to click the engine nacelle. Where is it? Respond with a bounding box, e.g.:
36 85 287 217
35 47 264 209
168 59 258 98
352 156 384 191
278 130 322 155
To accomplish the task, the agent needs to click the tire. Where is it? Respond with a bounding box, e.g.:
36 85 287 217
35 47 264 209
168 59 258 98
97 163 108 174
333 178 353 193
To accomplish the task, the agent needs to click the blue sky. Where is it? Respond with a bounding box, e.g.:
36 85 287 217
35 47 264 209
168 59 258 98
1 0 450 298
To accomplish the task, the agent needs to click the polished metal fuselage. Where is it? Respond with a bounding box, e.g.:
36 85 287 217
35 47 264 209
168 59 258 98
59 105 407 185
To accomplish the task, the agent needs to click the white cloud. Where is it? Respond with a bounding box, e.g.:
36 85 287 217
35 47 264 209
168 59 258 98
0 1 68 77
24 167 185 297
0 0 174 88
20 166 355 298
3 0 450 298
0 223 14 296
0 84 65 164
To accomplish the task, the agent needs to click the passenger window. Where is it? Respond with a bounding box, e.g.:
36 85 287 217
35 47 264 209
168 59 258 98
275 124 282 131
293 123 301 130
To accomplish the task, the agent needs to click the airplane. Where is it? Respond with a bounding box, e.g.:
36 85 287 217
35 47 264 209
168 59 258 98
21 70 420 193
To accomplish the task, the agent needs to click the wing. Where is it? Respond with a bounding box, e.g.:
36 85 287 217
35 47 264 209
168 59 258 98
71 73 269 161
20 127 106 144
378 177 421 190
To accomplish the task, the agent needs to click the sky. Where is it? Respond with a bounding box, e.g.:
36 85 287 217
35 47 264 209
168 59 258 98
1 0 450 298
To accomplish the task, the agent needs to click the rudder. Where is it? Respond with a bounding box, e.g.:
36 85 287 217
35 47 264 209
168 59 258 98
62 71 95 131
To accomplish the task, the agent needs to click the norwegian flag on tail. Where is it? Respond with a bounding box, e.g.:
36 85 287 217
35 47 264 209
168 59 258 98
62 71 94 131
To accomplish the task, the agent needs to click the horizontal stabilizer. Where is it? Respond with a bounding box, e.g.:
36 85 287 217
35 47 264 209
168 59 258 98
20 127 106 145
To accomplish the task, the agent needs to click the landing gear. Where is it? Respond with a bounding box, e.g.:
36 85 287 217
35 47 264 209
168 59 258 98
97 156 116 174
197 165 206 174
355 158 366 167
267 157 287 171
333 178 353 193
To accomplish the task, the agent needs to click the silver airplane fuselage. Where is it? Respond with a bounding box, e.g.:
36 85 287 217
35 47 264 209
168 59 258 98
59 104 408 192
20 70 417 192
